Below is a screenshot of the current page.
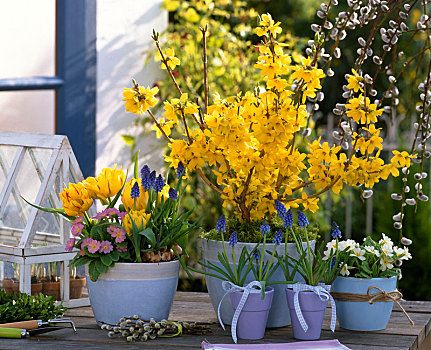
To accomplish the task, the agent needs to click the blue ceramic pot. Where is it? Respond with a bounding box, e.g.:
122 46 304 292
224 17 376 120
201 239 315 327
331 276 398 331
86 261 179 326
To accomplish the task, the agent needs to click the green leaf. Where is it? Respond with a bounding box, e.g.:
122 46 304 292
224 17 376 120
138 227 156 246
121 135 135 146
101 254 113 266
134 151 140 179
110 250 120 261
95 260 107 274
89 261 100 281
69 256 92 268
21 196 75 221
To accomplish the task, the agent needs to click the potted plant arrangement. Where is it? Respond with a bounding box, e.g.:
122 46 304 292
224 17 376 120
328 233 413 331
189 214 288 343
123 11 413 329
3 264 44 296
29 160 200 326
274 203 341 340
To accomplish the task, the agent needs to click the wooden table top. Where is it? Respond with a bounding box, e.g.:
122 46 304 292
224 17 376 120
0 292 430 350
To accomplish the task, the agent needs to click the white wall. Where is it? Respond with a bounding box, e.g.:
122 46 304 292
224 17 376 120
96 0 168 175
0 1 55 134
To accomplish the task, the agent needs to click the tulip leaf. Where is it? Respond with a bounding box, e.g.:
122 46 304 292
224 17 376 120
138 227 156 246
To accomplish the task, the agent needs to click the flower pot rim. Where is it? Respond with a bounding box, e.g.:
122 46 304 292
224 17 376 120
201 238 313 245
106 260 179 267
335 276 398 282
232 286 274 293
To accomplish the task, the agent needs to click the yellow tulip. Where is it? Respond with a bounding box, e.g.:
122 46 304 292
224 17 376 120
121 178 148 211
123 210 151 236
59 182 93 217
83 165 126 200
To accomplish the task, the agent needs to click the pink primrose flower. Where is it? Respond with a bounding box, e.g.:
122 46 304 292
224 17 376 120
79 249 86 256
108 225 126 243
99 240 113 254
116 245 127 253
65 238 76 252
73 216 84 224
71 222 84 236
106 208 121 218
118 212 127 221
81 237 92 250
94 209 109 220
88 239 101 254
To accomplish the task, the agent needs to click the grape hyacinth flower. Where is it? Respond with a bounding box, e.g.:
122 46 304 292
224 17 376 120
99 240 114 254
140 165 150 179
297 210 309 228
130 181 140 199
168 187 178 200
283 208 293 228
331 221 342 239
216 214 226 233
141 171 152 191
176 161 185 179
273 230 283 245
260 220 270 235
154 174 164 193
149 171 156 188
274 199 287 218
229 231 238 247
253 250 260 261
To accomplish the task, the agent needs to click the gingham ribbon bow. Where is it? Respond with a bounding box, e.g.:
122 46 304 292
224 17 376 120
292 282 336 333
217 280 263 343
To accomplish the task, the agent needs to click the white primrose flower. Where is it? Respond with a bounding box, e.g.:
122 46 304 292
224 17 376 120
326 239 338 250
322 248 331 261
379 233 393 247
380 256 394 271
364 245 380 257
340 263 350 276
344 239 357 251
400 247 412 260
337 240 348 251
350 247 366 261
381 243 394 257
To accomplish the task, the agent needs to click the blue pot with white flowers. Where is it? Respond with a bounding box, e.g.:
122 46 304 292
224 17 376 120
331 276 397 331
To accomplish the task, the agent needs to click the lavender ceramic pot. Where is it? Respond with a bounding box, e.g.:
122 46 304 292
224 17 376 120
86 261 179 326
230 287 274 340
286 288 328 340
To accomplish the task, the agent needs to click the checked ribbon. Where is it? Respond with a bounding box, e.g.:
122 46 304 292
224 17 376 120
291 282 337 333
217 280 263 343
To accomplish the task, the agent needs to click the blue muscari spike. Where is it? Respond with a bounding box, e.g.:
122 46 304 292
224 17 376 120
154 174 164 193
297 210 309 228
168 187 178 200
149 171 156 188
274 199 287 219
130 181 140 199
176 161 185 179
253 250 260 260
331 221 342 239
216 214 226 233
140 165 150 179
228 231 238 247
273 230 283 245
283 208 293 228
260 220 270 235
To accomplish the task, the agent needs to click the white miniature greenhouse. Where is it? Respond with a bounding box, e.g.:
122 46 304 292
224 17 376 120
0 132 90 307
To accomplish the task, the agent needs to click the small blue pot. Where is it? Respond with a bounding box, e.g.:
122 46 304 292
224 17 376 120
86 261 179 326
331 276 398 331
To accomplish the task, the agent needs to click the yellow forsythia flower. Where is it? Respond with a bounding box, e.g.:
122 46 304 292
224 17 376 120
83 165 126 200
155 48 181 70
122 86 159 115
59 182 93 217
123 210 151 236
121 178 148 211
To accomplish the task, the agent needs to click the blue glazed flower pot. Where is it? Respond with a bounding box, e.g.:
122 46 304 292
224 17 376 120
201 239 314 327
86 261 179 326
331 276 398 331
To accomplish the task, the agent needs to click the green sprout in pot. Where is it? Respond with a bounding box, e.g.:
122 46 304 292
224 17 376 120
274 200 342 286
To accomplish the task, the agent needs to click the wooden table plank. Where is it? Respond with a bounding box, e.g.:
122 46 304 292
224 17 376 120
0 292 429 350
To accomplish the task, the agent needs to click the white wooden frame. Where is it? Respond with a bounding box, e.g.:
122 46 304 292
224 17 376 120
0 132 91 307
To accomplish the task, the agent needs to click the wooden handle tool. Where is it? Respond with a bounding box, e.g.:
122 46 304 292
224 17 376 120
0 320 40 330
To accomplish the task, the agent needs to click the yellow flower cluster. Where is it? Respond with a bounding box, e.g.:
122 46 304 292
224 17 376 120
122 86 159 115
60 165 126 217
125 14 414 222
